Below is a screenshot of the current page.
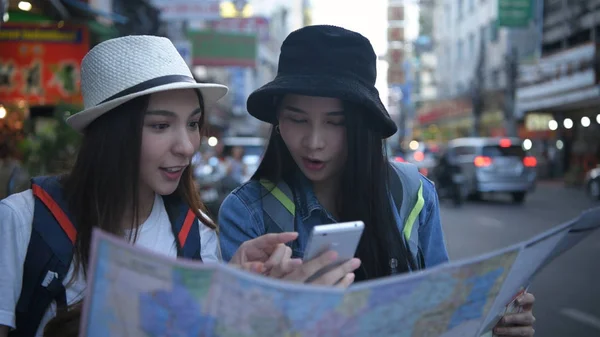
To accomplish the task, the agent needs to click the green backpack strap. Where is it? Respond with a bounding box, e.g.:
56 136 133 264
388 161 426 267
259 179 295 233
259 163 426 267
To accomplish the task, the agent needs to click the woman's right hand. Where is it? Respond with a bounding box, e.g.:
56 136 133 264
263 244 361 288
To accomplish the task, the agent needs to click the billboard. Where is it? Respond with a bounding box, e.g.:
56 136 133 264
207 17 269 42
498 0 532 27
0 22 89 106
188 30 257 67
150 0 221 21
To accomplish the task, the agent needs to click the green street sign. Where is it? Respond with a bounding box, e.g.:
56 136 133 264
498 0 532 27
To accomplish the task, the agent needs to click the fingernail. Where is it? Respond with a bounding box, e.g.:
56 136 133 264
348 273 355 281
253 264 264 273
328 251 338 261
351 258 361 269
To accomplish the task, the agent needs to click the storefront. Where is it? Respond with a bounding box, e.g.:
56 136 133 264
0 21 89 173
413 95 506 143
516 43 600 182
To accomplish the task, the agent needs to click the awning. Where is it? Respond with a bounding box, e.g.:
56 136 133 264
4 9 119 43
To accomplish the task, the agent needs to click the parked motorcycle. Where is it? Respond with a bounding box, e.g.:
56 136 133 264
431 152 466 207
435 172 467 206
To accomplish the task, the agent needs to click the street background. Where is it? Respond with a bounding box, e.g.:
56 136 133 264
1 0 600 336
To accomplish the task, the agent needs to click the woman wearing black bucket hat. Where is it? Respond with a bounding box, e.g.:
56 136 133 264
219 25 536 337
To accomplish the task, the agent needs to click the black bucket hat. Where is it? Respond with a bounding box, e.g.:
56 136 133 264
247 25 398 138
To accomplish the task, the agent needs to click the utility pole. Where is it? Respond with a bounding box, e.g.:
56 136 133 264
503 46 518 137
470 34 486 137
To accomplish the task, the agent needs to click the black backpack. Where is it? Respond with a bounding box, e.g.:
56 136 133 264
10 176 203 337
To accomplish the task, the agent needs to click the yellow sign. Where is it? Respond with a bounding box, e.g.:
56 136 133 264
525 113 553 131
220 1 253 18
0 27 80 43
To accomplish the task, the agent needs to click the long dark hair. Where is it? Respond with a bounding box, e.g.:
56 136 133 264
62 91 214 278
253 100 412 281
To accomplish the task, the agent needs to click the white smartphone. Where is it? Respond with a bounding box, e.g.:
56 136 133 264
303 221 365 282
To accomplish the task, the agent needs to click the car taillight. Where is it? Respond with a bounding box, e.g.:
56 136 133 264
394 156 405 163
499 138 511 148
474 156 492 167
414 151 425 162
523 156 537 167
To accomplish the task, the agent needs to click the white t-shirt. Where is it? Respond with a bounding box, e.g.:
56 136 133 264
0 189 221 336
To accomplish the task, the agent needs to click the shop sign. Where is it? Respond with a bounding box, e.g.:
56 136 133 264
207 17 270 42
0 23 89 106
525 113 554 131
417 98 472 124
498 0 532 28
150 0 221 21
188 30 257 67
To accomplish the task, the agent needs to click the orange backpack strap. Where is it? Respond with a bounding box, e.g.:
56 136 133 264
13 176 75 337
31 184 77 244
163 195 202 260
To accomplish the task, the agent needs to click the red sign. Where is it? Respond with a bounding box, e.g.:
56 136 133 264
388 27 405 43
388 5 405 21
417 99 472 124
207 17 270 42
151 0 221 21
388 48 404 68
0 23 89 106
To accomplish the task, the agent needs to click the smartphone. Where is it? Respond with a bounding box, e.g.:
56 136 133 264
303 221 365 283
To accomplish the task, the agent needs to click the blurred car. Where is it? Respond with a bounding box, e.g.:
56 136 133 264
446 137 537 204
585 165 600 201
404 142 438 177
386 143 407 164
221 136 267 182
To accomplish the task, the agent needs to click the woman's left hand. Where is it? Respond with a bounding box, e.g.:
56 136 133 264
493 292 536 336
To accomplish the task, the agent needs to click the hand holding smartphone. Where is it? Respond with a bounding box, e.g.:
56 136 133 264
303 221 365 283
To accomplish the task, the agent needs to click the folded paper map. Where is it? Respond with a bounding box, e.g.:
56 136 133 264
79 207 600 337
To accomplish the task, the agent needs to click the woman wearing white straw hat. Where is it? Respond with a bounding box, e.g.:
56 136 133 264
0 35 359 337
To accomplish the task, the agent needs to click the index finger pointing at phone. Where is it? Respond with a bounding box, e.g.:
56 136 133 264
251 232 299 251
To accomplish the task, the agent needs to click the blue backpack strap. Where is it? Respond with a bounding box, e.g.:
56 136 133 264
13 176 76 337
259 179 295 234
164 196 202 261
259 179 300 255
388 162 426 270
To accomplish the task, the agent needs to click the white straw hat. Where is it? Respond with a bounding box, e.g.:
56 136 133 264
66 35 228 131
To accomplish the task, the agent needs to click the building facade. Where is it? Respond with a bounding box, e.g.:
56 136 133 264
415 0 540 142
516 0 600 181
226 0 307 137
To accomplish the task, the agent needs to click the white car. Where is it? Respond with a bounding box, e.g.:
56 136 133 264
446 137 537 204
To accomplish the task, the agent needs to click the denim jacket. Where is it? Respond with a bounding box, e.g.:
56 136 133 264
219 172 450 270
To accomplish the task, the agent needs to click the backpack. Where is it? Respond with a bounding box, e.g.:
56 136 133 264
10 176 203 337
259 161 426 272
